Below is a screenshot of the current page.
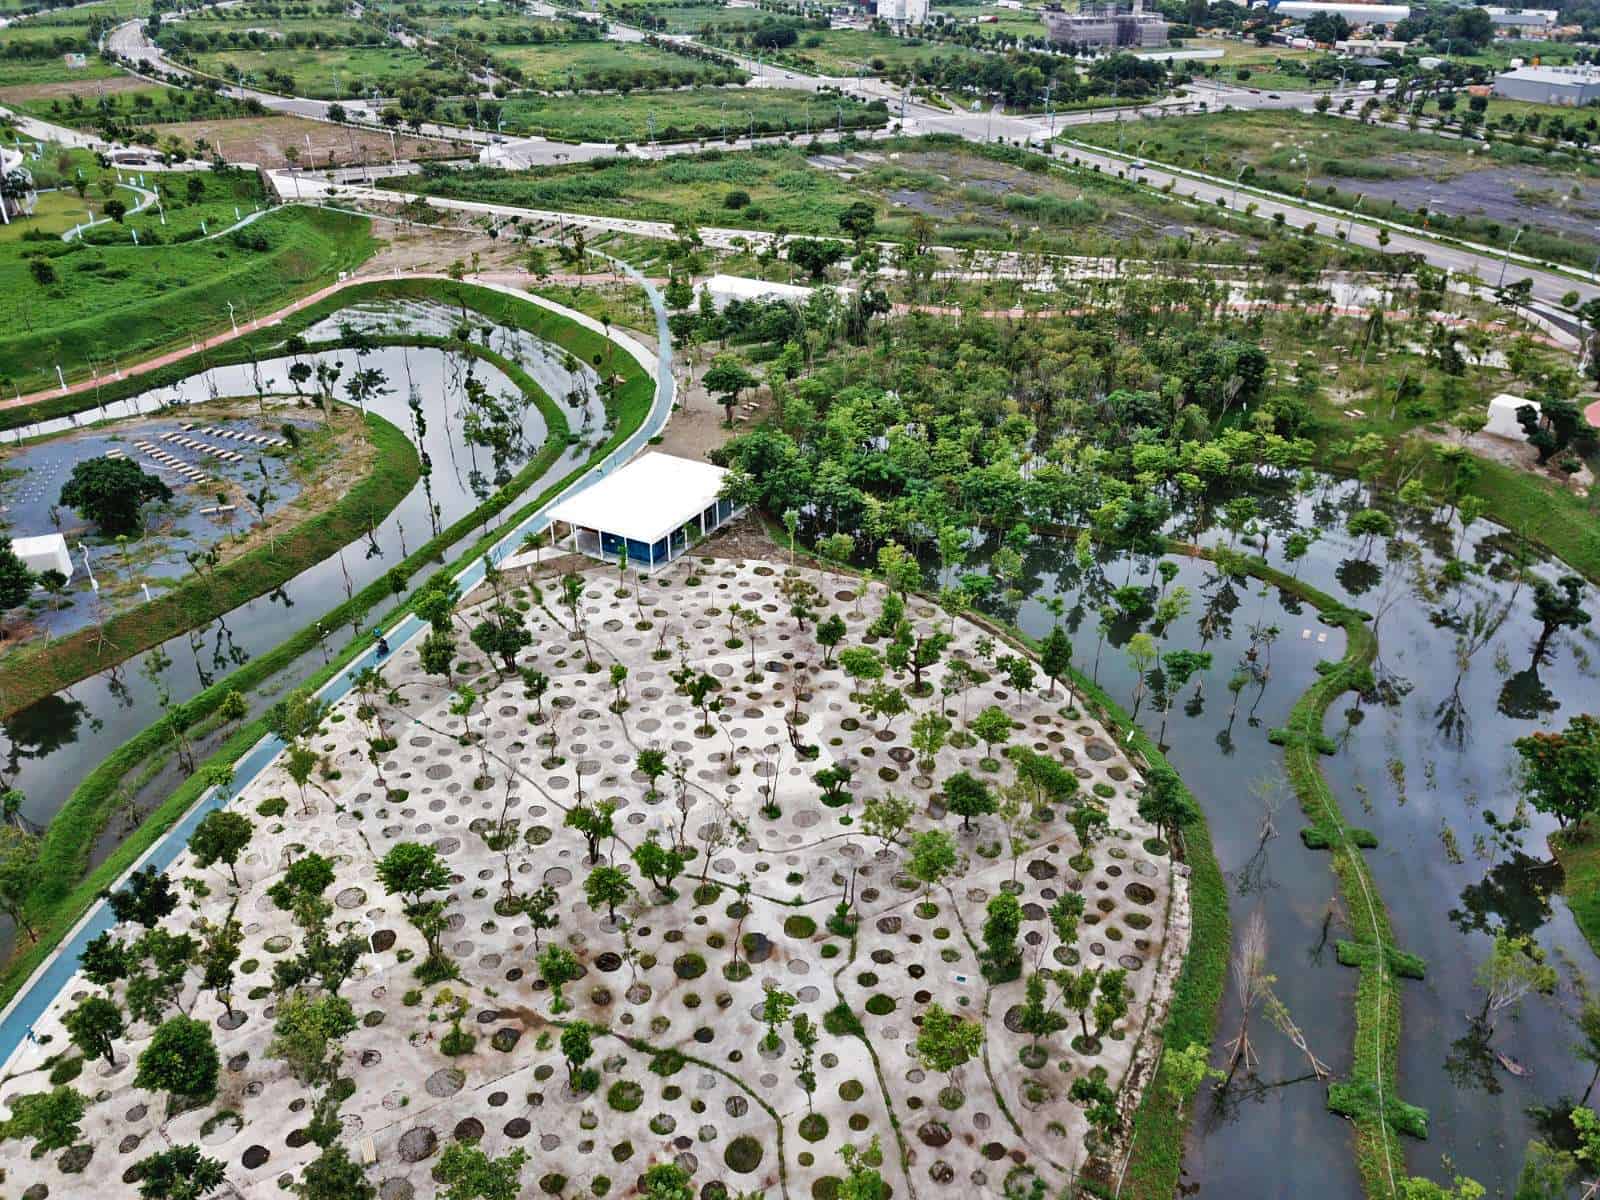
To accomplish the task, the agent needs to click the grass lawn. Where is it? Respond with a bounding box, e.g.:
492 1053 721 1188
158 14 378 43
81 164 269 242
603 2 771 34
1177 35 1332 91
489 39 745 89
0 189 82 240
0 56 125 88
482 85 884 143
0 204 376 392
189 45 466 99
747 27 990 76
1068 107 1600 268
418 12 585 42
1552 824 1600 959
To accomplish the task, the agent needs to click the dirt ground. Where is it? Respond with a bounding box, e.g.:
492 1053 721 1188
159 115 466 169
0 74 149 102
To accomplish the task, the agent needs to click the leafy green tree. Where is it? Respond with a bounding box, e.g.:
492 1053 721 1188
970 705 1013 760
295 1143 375 1200
584 864 633 922
913 1003 983 1092
59 457 173 535
1039 626 1073 697
0 1086 86 1152
704 353 758 424
103 864 178 928
907 828 958 902
861 792 912 850
64 993 125 1066
0 541 35 615
816 613 848 667
1475 933 1557 1030
980 892 1023 982
538 944 581 1012
566 799 617 863
1515 713 1600 830
642 1162 695 1200
839 1136 887 1200
135 1015 219 1101
1528 575 1590 664
133 1144 227 1198
761 983 797 1051
269 992 357 1085
1018 971 1068 1048
189 809 253 887
376 843 454 975
1137 764 1200 848
838 200 876 243
560 1020 595 1088
1347 508 1395 559
944 770 995 832
436 1142 529 1200
632 832 686 896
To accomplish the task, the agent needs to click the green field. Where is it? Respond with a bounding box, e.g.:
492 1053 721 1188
604 1 785 34
0 204 375 391
0 76 253 130
0 188 82 240
733 26 990 75
479 85 884 143
1069 107 1600 267
0 54 123 88
489 39 744 89
80 164 271 243
189 45 467 98
1175 36 1330 91
398 136 1308 261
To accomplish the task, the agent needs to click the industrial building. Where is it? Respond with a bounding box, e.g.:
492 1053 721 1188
1483 6 1558 31
876 0 929 26
1492 64 1600 105
1044 0 1168 50
1260 1 1411 26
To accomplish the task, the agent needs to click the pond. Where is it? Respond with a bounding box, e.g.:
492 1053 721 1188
0 301 605 839
961 473 1597 1195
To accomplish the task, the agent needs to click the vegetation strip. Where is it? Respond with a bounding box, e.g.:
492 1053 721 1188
0 278 654 1014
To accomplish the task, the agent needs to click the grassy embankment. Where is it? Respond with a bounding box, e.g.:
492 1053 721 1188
488 86 885 144
0 204 376 393
0 276 657 1013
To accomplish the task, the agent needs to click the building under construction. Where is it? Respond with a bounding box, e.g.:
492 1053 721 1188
1043 1 1169 49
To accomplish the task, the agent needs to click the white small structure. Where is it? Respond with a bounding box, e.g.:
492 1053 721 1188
703 274 845 312
546 453 740 571
1487 392 1538 441
11 534 73 580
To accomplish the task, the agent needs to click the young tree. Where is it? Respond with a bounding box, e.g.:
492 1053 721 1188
791 1009 819 1112
135 1015 219 1102
560 1020 595 1090
566 799 617 864
636 747 668 800
188 809 253 888
861 792 913 850
269 991 357 1086
133 1143 228 1199
631 832 686 897
980 892 1023 982
1018 971 1068 1049
839 1136 887 1200
584 863 634 922
815 613 847 668
908 828 958 904
1060 966 1099 1039
913 1003 983 1096
1347 508 1395 559
538 944 582 1013
761 983 797 1052
704 353 758 425
1136 764 1200 849
1514 713 1600 830
970 705 1013 761
910 711 951 774
376 842 454 977
64 993 125 1066
944 770 995 832
1039 626 1073 697
642 1162 695 1200
1474 933 1556 1030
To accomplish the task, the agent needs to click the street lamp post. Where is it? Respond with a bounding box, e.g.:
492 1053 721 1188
227 301 238 335
1497 226 1525 289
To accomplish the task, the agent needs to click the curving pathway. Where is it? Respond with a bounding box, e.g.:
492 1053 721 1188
0 265 677 1068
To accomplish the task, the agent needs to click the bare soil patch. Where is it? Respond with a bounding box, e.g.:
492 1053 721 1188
157 115 466 169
